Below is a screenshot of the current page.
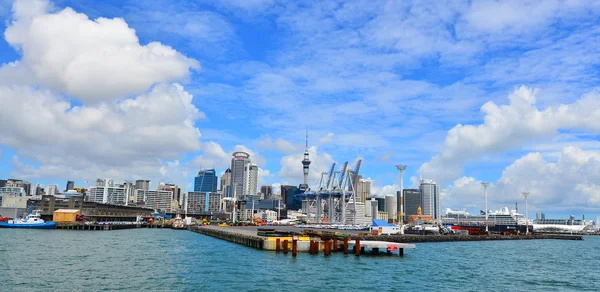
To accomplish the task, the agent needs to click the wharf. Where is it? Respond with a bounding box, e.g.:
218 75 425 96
354 233 583 242
55 222 168 231
189 225 415 256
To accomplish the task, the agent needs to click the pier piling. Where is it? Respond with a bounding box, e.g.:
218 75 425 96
276 238 281 253
343 237 349 254
333 238 338 252
355 239 361 256
283 240 289 255
292 239 298 257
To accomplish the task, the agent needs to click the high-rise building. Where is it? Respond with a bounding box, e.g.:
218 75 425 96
194 169 218 192
300 130 311 190
144 190 173 213
46 184 58 196
280 185 296 208
220 169 232 195
260 185 273 200
159 182 182 205
419 179 440 219
66 180 74 191
187 192 221 214
29 184 41 196
245 164 258 197
6 179 31 195
355 178 371 203
231 152 251 199
0 180 6 188
135 180 150 192
403 189 421 220
87 185 127 205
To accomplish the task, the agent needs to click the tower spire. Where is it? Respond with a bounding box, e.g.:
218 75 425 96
305 127 308 150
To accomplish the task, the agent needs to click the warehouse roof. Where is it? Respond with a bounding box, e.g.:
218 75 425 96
371 219 394 227
54 209 80 213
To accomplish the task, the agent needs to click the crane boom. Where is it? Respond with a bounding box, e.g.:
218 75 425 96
325 162 336 190
338 161 348 188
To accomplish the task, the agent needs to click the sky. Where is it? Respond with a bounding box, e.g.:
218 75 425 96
0 0 599 218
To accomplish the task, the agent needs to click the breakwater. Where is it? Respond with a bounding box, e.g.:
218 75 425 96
354 234 583 243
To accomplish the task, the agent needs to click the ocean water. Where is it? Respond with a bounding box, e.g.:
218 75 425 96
0 229 598 291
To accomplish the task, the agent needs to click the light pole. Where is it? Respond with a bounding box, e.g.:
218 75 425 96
395 165 407 224
522 192 530 235
481 182 489 233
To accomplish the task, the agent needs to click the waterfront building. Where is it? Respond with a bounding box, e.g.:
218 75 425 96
144 190 173 213
46 184 58 196
230 152 251 199
66 180 74 191
260 185 273 200
356 177 371 203
0 179 6 188
403 189 421 221
194 169 218 192
420 179 440 220
280 185 296 208
187 192 221 214
262 210 277 222
87 185 128 205
284 187 303 211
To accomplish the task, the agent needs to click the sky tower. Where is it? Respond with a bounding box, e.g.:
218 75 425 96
300 129 311 190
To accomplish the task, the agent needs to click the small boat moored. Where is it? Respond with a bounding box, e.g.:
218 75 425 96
0 208 56 229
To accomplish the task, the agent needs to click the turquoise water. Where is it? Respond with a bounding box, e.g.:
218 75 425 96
0 229 598 291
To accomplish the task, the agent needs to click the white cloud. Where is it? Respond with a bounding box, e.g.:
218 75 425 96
419 86 600 185
233 145 267 167
319 132 334 144
278 146 334 186
446 147 600 212
256 136 298 153
4 0 199 103
190 141 230 169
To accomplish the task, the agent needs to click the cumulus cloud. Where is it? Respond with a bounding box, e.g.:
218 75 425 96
190 141 230 169
278 146 334 186
0 0 204 188
319 133 334 144
446 147 600 212
419 86 600 185
4 0 199 103
256 136 298 153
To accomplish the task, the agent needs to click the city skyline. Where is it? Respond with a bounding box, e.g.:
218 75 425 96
0 0 599 218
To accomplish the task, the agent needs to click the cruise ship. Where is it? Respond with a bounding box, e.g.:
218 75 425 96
441 207 531 234
532 216 594 233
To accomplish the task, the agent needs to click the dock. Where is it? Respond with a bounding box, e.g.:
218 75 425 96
189 225 415 257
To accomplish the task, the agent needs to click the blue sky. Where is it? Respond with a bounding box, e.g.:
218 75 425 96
1 0 599 218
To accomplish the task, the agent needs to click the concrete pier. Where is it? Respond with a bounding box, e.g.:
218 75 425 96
55 222 167 230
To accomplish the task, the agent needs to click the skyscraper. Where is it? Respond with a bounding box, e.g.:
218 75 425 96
245 164 258 197
260 185 273 200
300 129 311 190
220 168 232 196
46 184 58 196
355 177 371 203
231 152 250 198
194 169 218 192
66 180 74 191
419 179 440 219
403 189 421 220
135 180 150 192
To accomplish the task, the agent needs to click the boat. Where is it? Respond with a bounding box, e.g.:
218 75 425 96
0 209 56 229
441 207 531 235
171 214 185 229
532 216 594 233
